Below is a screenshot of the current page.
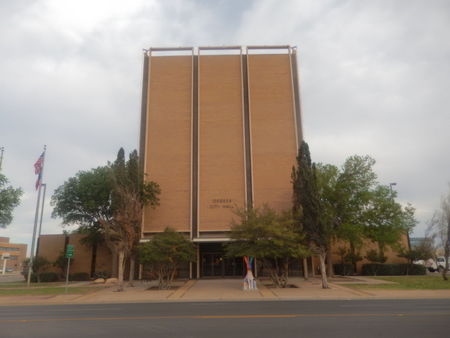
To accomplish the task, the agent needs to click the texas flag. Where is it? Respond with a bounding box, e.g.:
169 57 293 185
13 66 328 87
34 152 44 190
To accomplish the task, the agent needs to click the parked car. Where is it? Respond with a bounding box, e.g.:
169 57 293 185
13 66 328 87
414 259 438 272
436 256 450 273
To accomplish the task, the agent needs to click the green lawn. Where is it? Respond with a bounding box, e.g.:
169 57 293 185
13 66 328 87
0 286 98 296
346 276 450 290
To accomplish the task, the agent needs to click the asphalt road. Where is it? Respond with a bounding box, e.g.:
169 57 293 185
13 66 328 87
1 299 449 338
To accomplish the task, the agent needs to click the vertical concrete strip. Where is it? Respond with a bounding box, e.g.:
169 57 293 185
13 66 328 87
192 54 199 238
241 53 253 208
290 48 303 144
139 52 150 236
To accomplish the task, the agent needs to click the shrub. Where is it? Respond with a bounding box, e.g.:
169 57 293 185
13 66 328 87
362 263 426 276
333 264 354 276
93 271 111 279
38 272 60 282
69 272 90 281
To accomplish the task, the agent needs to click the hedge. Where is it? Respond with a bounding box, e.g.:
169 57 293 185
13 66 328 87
69 272 90 281
333 264 355 276
38 272 60 282
361 263 426 276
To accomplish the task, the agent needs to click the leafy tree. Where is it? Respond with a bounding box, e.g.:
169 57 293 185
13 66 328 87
23 256 50 282
51 166 114 227
0 173 23 228
138 228 196 289
315 163 339 276
426 186 450 280
365 249 387 264
226 205 309 288
398 239 434 275
292 141 332 288
53 251 73 279
363 185 413 259
364 249 387 276
51 148 160 290
102 148 160 290
51 167 117 273
334 155 377 270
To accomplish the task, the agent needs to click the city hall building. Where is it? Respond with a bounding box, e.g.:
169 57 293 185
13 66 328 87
139 46 303 278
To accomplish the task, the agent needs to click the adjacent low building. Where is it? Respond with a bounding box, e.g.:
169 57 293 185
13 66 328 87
0 237 27 273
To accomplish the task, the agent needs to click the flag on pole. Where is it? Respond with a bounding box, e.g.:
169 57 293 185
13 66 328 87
34 152 44 190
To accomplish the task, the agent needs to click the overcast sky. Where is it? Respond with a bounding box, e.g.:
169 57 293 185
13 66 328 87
1 0 449 252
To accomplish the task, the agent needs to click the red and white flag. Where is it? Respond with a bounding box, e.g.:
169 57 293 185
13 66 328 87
34 152 45 190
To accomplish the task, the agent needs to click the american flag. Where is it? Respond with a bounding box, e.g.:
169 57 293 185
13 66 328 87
34 152 44 190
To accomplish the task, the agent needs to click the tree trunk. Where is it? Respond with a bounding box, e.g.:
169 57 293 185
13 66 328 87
128 256 135 286
350 242 357 273
443 244 449 281
90 241 98 278
326 248 333 277
112 251 118 278
303 258 308 280
318 250 329 289
116 250 125 291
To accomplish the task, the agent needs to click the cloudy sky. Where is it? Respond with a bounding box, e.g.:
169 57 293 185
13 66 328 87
1 0 449 252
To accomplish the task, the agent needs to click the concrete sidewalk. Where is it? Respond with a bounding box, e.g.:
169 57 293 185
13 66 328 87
1 277 450 306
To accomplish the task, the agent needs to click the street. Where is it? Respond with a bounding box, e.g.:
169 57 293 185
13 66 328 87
1 299 449 337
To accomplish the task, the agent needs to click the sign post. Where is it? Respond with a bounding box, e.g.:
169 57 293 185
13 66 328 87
65 245 74 294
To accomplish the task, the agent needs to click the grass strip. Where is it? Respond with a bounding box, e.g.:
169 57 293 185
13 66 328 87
345 276 450 290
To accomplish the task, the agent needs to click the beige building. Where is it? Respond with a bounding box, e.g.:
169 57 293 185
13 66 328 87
139 46 409 278
140 46 302 278
0 237 27 273
36 46 408 280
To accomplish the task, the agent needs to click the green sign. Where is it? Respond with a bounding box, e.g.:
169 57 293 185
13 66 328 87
65 244 74 258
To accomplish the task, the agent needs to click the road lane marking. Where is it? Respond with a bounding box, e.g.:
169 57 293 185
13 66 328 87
1 312 450 323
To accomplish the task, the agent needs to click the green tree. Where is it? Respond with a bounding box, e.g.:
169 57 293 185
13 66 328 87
138 228 195 289
0 173 23 228
23 256 50 282
364 249 387 275
334 155 377 270
102 148 160 290
51 148 160 290
51 166 116 273
398 238 434 275
363 185 413 259
315 163 340 276
292 141 332 288
51 166 114 227
226 205 308 288
53 251 73 279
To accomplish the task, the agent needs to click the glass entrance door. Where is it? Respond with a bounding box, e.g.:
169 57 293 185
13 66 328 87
201 253 224 277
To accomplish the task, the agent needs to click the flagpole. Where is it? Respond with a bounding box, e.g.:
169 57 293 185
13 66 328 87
27 145 46 287
36 183 47 257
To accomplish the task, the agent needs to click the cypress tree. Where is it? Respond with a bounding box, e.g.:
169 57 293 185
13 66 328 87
292 141 330 288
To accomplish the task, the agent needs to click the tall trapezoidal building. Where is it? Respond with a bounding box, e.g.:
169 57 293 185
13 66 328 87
140 46 303 278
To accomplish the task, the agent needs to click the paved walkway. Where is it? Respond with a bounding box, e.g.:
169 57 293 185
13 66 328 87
1 277 450 306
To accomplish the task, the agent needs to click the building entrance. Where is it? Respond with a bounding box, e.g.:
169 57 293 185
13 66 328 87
199 243 244 278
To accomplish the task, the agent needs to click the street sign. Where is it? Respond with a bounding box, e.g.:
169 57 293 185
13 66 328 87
65 244 74 258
